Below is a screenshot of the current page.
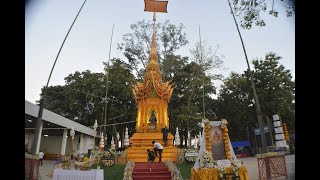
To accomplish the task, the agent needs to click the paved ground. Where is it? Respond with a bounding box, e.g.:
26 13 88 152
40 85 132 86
38 160 56 180
38 155 295 179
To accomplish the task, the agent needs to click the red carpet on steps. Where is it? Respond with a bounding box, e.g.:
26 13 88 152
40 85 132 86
132 162 172 180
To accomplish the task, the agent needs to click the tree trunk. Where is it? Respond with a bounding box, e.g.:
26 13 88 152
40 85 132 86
180 130 183 146
184 128 188 147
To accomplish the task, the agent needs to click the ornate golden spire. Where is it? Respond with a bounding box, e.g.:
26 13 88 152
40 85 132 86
144 0 168 67
149 12 158 64
134 1 173 100
144 9 162 83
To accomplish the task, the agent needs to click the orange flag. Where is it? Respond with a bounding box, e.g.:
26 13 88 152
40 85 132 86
144 0 168 13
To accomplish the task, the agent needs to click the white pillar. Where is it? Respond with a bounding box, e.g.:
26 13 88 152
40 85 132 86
79 134 84 154
61 129 68 155
35 121 43 154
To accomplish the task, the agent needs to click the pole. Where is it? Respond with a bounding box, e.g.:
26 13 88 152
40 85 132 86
199 25 205 119
226 0 267 152
266 116 275 147
72 138 75 156
103 24 115 134
31 0 88 155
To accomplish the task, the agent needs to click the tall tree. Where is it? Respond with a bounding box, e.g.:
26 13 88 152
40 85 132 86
190 41 225 81
38 58 137 136
216 52 295 140
169 61 217 146
39 70 107 126
216 72 256 141
103 58 137 136
117 19 188 77
250 52 295 130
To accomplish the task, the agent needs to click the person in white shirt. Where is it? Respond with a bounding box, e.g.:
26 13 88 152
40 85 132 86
39 150 44 166
152 141 163 162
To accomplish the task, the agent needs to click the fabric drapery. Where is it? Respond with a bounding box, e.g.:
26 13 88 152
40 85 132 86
53 169 104 180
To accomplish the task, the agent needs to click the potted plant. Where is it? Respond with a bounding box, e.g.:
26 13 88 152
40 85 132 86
61 156 70 169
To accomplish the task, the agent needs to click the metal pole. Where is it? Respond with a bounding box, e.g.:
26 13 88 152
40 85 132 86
266 115 275 147
199 25 205 119
31 0 88 155
103 24 115 134
226 0 267 152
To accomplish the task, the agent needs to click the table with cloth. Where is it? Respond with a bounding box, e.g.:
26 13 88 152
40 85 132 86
191 166 249 180
53 169 104 180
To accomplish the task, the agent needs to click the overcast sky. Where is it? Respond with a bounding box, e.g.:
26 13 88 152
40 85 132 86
26 0 294 104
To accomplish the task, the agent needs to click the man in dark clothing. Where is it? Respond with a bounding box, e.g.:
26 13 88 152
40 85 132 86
147 149 155 163
162 126 170 146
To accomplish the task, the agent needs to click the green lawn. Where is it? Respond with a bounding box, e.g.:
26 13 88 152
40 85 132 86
98 164 126 180
177 162 194 180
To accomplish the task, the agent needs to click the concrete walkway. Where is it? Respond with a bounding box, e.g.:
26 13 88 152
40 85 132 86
38 160 56 180
38 155 295 180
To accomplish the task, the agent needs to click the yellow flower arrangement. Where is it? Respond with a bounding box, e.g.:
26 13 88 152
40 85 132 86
61 156 70 169
101 150 115 167
222 126 231 160
204 123 212 153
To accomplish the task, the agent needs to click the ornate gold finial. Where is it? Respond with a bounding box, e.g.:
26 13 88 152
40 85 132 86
149 12 158 63
144 0 168 65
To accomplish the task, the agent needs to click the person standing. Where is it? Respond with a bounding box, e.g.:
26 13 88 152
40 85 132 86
161 126 170 146
152 141 163 162
39 150 44 166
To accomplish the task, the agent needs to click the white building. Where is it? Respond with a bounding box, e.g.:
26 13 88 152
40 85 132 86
25 100 98 157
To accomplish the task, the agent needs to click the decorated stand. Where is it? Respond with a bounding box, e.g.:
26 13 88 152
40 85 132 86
191 119 249 180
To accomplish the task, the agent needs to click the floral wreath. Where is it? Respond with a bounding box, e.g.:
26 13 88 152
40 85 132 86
232 164 240 176
101 150 115 167
202 150 213 163
184 148 198 162
218 166 226 178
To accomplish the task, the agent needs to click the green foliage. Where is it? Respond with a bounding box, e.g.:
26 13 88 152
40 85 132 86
231 0 295 29
216 72 255 141
177 161 194 179
160 20 189 57
61 160 69 164
169 59 219 145
103 164 126 180
250 52 295 131
39 58 137 135
216 52 295 140
190 41 225 78
250 52 295 116
118 19 188 77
